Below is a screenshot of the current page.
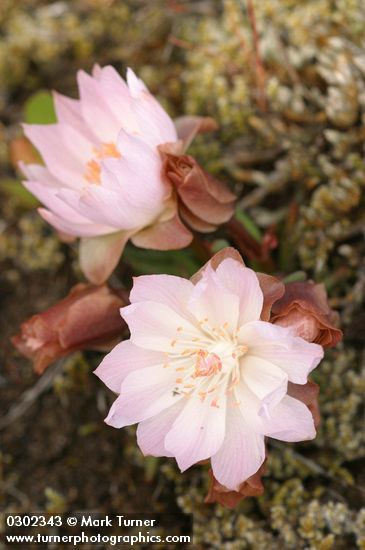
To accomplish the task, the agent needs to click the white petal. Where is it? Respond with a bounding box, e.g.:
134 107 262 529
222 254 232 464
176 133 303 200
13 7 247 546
104 395 131 428
241 355 288 413
211 403 265 490
130 274 195 319
23 180 114 236
239 321 324 384
121 301 202 353
216 259 263 325
126 68 177 146
262 395 316 442
106 365 182 427
164 393 227 471
77 69 122 142
20 163 64 188
53 91 96 142
103 133 168 210
137 400 185 457
97 66 139 135
61 185 145 230
126 67 148 95
39 208 113 237
23 123 92 189
188 265 240 332
94 340 163 393
79 232 131 284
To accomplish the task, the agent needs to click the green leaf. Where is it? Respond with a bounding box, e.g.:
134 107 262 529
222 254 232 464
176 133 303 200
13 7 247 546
234 208 262 241
211 239 230 253
282 271 307 283
24 91 56 124
124 245 201 277
1 178 39 208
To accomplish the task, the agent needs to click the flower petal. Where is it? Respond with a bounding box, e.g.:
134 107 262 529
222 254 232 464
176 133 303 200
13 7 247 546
179 203 217 232
190 247 245 285
130 274 195 319
94 340 163 393
211 403 266 490
21 162 63 188
174 115 218 152
109 131 168 205
105 364 182 428
215 259 263 325
53 91 96 142
164 393 227 472
188 265 240 332
131 213 193 250
77 69 122 142
121 301 201 353
126 67 148 95
79 231 132 284
23 180 115 236
241 355 288 413
23 123 92 189
104 395 131 428
96 65 139 135
262 395 316 442
38 208 109 237
240 321 324 384
59 185 146 230
288 380 320 428
137 400 185 457
126 68 177 146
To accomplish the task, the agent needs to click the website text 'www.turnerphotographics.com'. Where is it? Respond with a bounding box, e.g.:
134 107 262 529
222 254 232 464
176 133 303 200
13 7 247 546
3 513 193 546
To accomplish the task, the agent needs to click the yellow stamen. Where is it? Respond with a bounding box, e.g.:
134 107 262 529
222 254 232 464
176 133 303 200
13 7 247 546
84 142 121 185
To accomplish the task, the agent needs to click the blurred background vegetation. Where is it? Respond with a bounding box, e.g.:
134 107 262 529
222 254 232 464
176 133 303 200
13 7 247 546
1 1 365 548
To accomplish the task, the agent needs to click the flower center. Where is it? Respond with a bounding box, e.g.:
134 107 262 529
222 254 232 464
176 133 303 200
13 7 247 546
84 142 121 185
167 319 249 408
193 350 222 378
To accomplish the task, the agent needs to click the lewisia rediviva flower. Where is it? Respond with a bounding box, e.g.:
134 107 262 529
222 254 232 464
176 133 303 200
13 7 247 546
22 65 231 284
95 248 324 491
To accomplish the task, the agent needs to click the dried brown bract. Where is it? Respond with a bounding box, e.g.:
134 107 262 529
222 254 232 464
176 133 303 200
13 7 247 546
12 284 128 374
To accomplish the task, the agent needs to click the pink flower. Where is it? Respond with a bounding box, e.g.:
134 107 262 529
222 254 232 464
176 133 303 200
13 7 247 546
205 380 321 508
95 248 324 491
21 66 218 283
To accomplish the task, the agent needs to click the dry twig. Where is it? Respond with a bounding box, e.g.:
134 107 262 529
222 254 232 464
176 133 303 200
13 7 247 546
0 360 65 431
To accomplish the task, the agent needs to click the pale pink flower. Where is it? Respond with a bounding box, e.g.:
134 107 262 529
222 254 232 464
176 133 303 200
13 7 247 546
21 66 216 283
95 249 324 491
